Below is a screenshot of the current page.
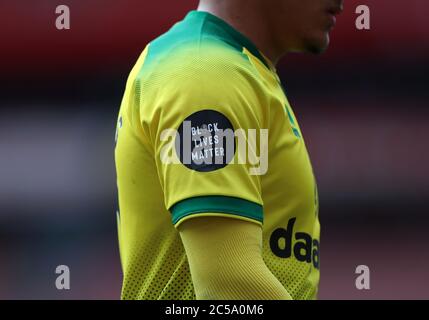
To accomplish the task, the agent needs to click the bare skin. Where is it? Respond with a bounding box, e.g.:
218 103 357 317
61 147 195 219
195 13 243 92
198 0 344 65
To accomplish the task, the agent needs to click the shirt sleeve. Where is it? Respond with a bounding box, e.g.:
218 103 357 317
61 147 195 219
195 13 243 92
142 53 268 228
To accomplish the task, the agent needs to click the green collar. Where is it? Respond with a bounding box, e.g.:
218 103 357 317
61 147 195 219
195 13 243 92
184 10 271 70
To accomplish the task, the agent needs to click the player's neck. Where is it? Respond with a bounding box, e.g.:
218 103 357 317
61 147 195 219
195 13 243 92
197 2 283 66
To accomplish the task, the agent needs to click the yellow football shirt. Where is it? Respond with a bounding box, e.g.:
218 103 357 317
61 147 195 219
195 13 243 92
115 10 320 300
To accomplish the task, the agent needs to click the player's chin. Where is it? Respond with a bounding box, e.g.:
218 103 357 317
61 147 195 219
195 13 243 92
303 32 330 55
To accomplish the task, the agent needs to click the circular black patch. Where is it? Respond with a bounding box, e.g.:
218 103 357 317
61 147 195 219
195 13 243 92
175 110 236 172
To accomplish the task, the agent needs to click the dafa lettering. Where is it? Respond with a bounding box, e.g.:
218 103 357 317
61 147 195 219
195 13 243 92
269 218 320 269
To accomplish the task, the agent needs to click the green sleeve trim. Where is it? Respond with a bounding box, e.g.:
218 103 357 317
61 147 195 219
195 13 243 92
170 196 263 225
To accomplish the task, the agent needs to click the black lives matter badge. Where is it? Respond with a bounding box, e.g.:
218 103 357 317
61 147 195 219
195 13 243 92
175 110 236 172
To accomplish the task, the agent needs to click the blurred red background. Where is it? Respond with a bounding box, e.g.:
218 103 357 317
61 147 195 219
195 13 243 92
1 0 428 73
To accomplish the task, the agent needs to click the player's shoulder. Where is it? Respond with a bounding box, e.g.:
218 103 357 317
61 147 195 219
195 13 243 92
137 15 263 92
